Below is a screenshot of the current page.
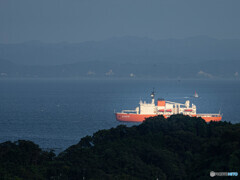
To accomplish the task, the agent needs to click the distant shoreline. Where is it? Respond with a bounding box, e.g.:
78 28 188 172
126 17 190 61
0 77 239 81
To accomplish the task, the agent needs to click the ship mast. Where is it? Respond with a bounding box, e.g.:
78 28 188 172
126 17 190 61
151 89 155 104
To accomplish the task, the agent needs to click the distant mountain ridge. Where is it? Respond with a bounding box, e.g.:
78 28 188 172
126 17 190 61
0 36 240 66
0 36 240 78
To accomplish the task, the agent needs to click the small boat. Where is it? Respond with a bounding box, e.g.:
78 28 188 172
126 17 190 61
194 91 199 98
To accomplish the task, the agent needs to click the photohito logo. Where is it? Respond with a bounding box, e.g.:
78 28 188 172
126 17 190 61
210 171 238 177
210 171 215 177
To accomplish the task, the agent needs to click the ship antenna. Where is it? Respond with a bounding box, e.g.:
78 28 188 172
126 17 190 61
219 107 222 115
219 103 223 115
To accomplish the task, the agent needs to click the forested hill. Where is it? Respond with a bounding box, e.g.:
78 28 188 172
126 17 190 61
0 115 240 179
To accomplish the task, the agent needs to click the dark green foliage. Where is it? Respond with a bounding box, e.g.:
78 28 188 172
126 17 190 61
0 140 55 179
0 115 240 179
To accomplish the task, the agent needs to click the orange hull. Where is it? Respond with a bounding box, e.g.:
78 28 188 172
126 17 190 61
116 113 156 122
115 113 222 123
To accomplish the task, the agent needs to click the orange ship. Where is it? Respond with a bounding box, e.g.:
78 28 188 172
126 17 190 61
115 91 222 123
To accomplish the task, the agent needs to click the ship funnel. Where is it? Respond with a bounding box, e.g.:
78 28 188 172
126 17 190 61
157 98 165 106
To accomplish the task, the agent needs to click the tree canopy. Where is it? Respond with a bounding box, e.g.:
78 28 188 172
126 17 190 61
0 115 239 179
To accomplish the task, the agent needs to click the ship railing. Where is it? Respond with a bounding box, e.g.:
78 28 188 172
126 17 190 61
165 101 185 106
121 110 137 114
196 114 221 117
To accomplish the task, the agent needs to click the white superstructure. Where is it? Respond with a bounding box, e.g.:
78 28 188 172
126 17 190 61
121 91 197 116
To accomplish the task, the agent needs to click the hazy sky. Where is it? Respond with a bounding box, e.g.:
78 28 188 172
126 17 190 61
1 0 240 43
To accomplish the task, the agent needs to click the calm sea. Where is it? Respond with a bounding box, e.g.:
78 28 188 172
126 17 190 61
0 78 240 152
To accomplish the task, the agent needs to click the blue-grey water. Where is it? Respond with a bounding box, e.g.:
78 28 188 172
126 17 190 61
0 79 240 152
